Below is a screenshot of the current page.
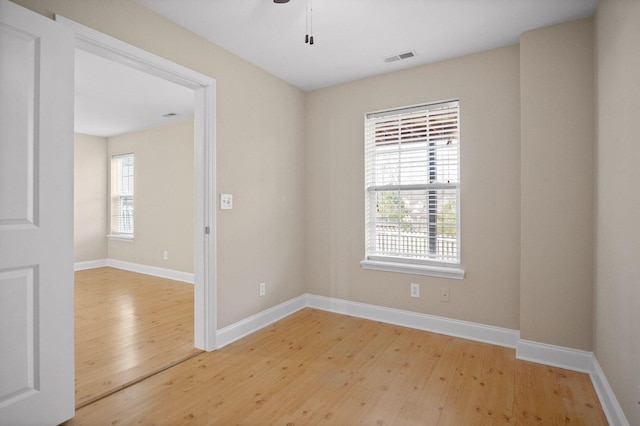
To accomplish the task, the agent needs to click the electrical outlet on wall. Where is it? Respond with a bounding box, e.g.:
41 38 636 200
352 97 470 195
410 283 420 298
441 287 450 302
163 250 168 260
259 282 266 297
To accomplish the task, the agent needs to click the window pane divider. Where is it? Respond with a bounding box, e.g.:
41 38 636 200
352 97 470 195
367 183 458 191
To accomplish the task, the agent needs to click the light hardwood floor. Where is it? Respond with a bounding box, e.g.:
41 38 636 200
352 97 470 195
66 307 607 425
74 267 202 408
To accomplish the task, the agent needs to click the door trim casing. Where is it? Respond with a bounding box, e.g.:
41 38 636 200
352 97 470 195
57 16 217 351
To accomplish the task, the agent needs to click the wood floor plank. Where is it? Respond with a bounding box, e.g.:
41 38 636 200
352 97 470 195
74 267 201 407
65 308 607 425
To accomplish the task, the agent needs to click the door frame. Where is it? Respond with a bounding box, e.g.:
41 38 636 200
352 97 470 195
57 16 217 351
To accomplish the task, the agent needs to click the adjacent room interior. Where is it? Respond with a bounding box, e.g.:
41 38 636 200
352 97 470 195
72 48 201 407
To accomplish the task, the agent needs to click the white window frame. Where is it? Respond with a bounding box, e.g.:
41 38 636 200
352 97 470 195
360 100 465 279
109 153 134 240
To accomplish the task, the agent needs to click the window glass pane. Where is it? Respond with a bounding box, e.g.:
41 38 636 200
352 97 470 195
373 189 457 262
365 101 459 265
112 153 134 235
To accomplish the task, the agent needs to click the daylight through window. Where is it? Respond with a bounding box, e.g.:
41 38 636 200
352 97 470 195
364 100 460 266
111 153 134 236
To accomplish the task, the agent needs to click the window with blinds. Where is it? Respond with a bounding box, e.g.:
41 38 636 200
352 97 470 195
364 100 460 266
111 153 134 236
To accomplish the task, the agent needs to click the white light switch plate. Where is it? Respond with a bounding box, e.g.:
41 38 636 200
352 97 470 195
220 193 233 210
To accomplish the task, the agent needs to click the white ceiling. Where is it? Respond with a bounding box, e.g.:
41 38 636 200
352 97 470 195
136 0 598 92
75 0 597 137
74 49 194 137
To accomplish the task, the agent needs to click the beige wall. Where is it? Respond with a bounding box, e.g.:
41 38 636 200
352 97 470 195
519 19 595 350
305 46 522 330
14 0 307 328
74 133 108 262
595 0 640 423
107 120 194 273
75 122 196 273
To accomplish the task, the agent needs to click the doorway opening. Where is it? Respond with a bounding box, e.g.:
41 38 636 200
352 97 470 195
57 16 217 407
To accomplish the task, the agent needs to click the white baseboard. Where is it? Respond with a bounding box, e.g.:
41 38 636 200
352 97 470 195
74 259 108 271
516 339 593 373
216 295 307 349
305 294 520 349
73 258 194 284
106 259 194 284
590 357 630 426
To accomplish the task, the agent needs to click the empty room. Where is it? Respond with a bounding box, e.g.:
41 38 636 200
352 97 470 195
73 47 200 407
0 0 637 425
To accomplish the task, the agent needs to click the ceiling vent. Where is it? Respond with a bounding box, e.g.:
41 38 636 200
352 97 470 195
384 50 417 64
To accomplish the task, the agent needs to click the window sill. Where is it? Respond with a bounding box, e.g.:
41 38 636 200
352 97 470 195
360 259 465 280
107 234 134 242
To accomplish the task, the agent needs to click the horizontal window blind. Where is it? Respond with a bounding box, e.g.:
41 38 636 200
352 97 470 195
111 153 134 235
365 100 460 264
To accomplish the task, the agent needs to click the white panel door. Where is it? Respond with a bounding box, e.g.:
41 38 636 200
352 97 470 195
0 0 75 424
